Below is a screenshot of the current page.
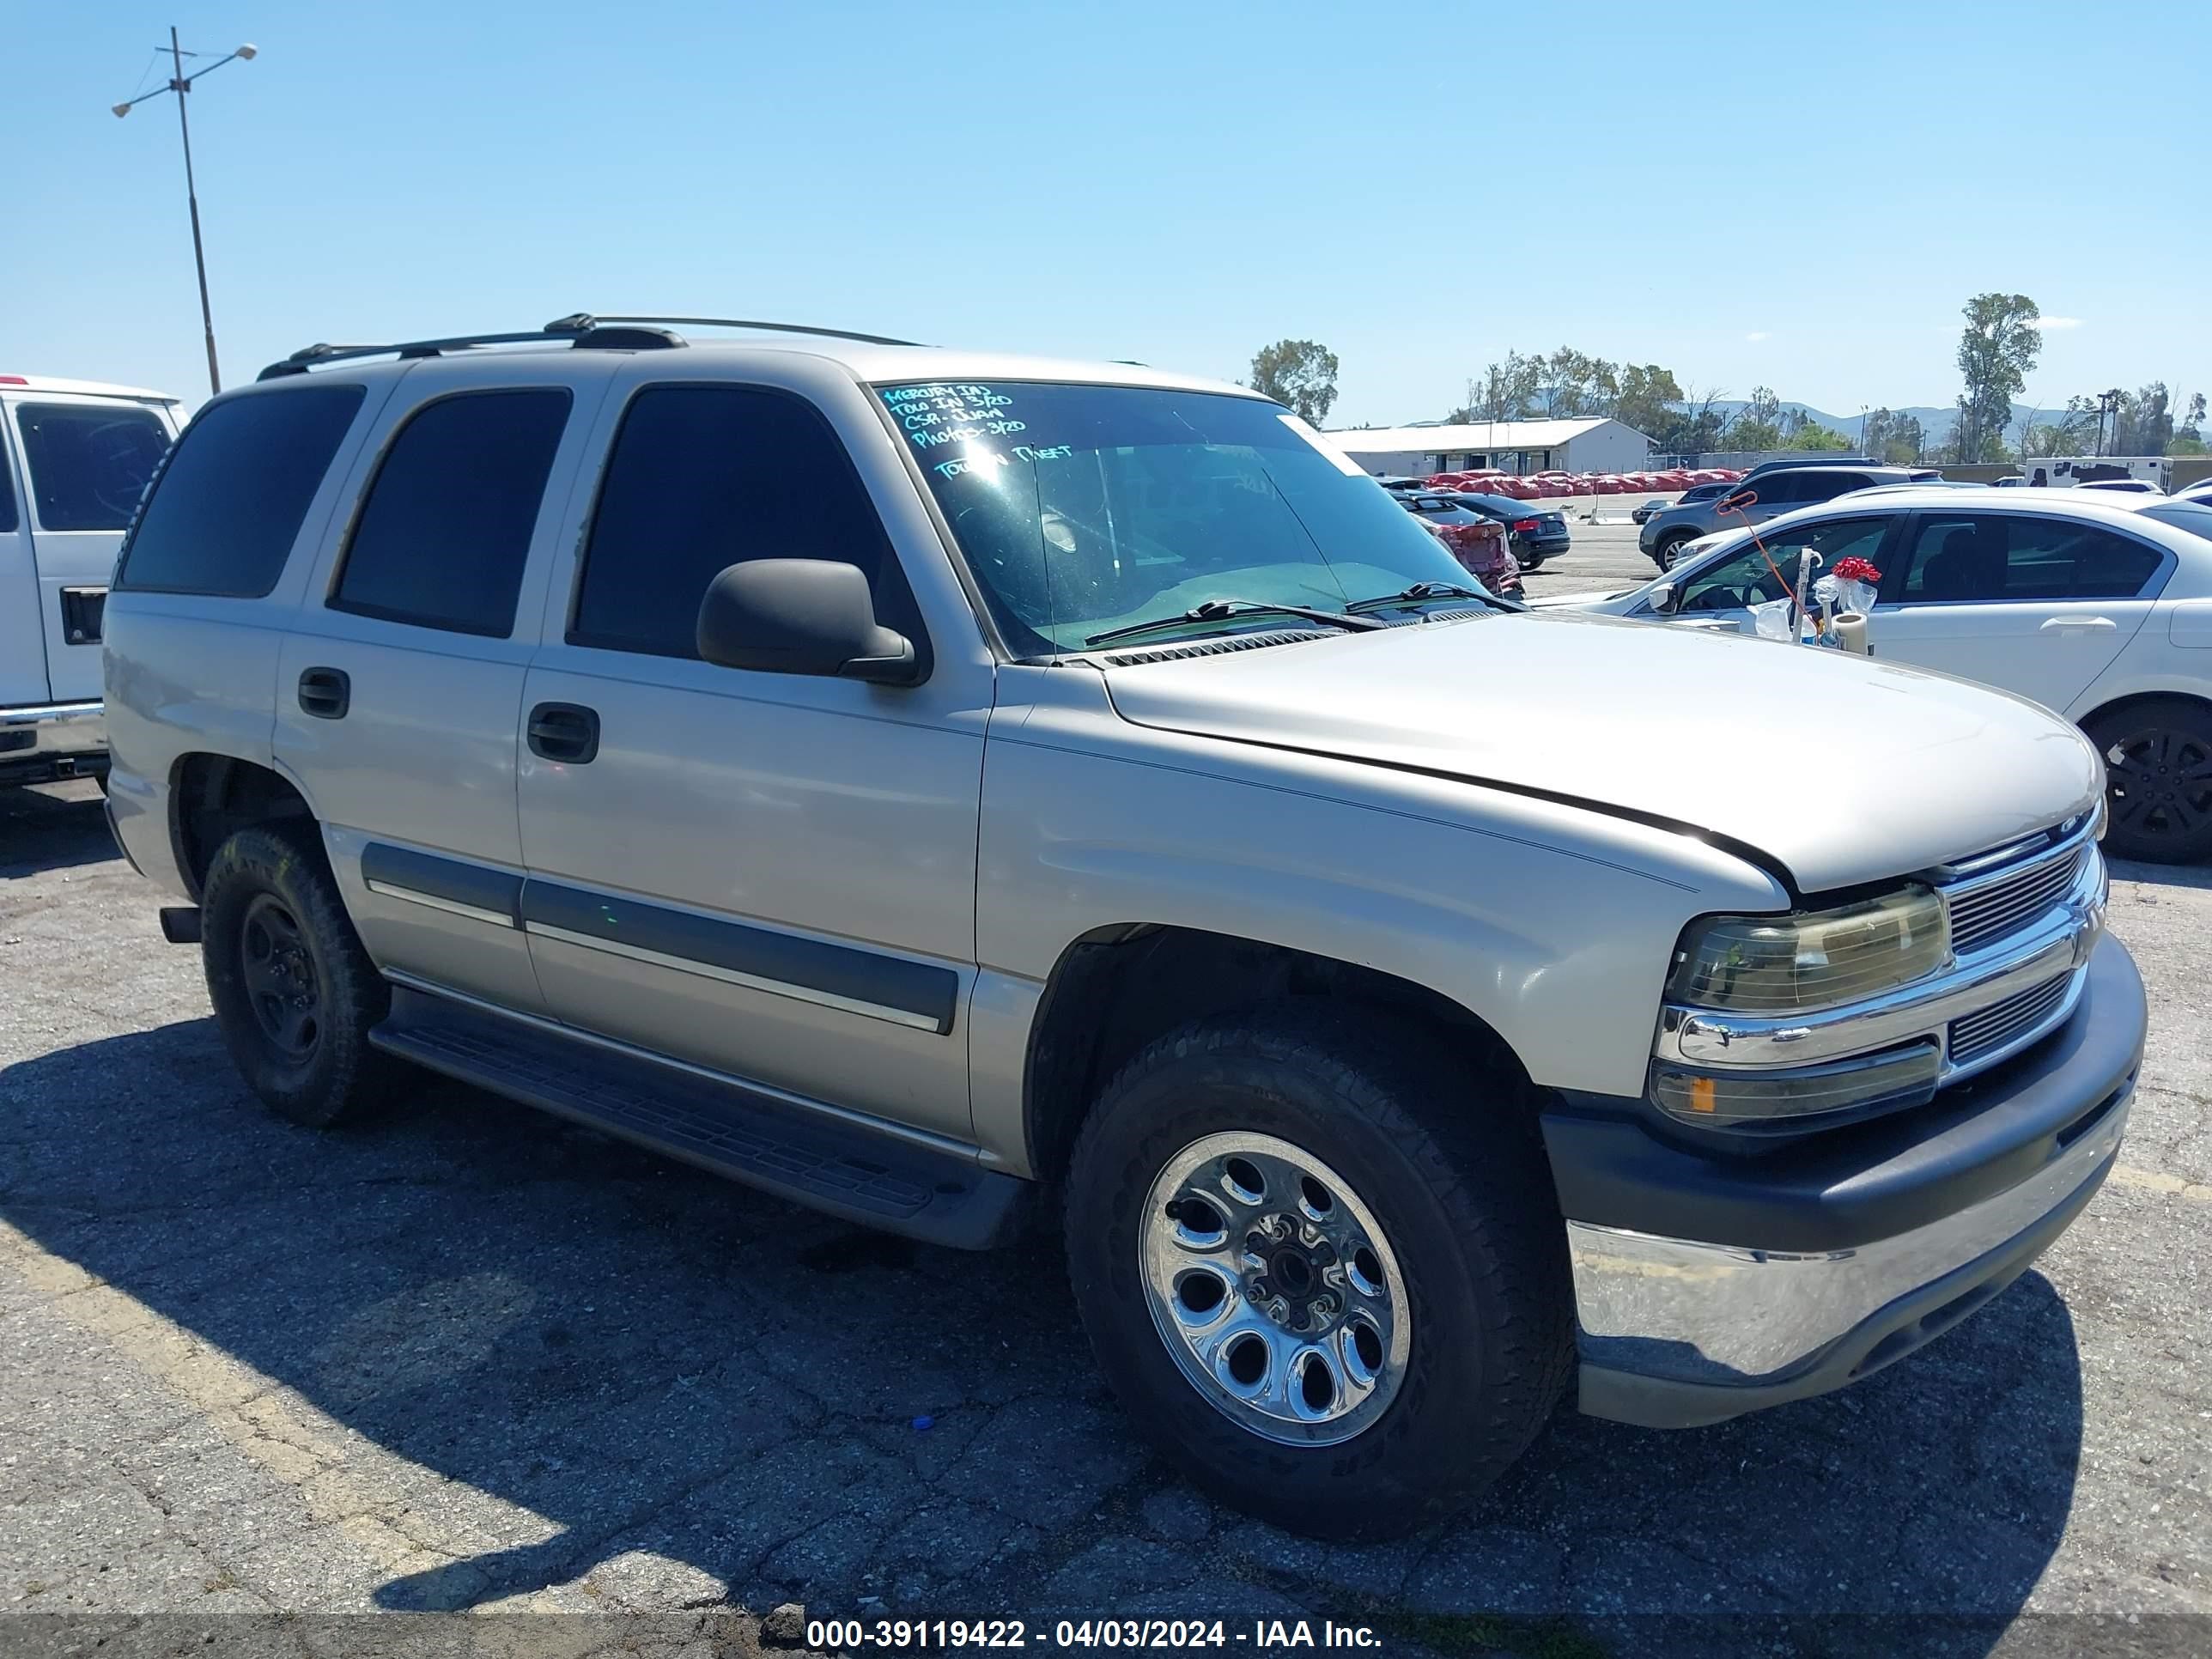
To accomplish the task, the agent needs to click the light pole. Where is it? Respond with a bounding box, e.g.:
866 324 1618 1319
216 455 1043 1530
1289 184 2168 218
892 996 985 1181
112 30 258 395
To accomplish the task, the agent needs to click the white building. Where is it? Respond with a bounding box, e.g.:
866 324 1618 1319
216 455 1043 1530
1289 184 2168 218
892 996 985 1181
1326 417 1651 477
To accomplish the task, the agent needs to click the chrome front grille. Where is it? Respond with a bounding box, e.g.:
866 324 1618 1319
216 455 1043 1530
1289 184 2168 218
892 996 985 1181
1944 841 2089 957
1948 973 2072 1068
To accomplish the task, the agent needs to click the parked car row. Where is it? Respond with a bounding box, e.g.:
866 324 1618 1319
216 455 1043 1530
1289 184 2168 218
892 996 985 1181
1385 481 1570 572
1547 485 2212 863
1422 465 1743 500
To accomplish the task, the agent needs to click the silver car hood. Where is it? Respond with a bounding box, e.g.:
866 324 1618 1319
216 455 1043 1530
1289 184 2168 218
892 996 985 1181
1102 611 2102 893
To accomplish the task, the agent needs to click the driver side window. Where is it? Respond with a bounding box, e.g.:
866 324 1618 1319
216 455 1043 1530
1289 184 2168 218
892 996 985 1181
1674 517 1892 613
568 384 921 660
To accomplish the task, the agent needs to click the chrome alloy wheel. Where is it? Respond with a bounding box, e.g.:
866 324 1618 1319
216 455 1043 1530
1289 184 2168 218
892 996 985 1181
1139 1132 1412 1445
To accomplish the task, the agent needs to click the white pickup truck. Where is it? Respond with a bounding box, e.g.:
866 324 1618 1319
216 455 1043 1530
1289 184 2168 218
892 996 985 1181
1 374 179 788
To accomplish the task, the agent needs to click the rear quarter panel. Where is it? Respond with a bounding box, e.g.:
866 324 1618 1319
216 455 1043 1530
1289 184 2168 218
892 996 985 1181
101 377 397 896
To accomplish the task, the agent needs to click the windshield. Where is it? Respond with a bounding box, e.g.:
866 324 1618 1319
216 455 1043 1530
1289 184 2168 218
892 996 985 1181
882 381 1478 652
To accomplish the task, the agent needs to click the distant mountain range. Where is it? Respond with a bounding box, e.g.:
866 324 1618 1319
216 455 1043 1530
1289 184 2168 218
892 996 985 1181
1696 400 2050 445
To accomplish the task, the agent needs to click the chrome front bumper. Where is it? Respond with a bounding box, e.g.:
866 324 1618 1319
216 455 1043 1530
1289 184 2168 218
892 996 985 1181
1553 933 2143 1429
0 702 108 778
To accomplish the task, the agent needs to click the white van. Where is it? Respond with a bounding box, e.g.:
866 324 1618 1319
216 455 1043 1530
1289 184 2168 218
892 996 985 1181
2019 456 2172 492
1 375 180 787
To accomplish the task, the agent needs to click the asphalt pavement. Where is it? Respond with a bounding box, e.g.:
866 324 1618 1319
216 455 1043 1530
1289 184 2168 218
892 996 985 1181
3 636 2209 1659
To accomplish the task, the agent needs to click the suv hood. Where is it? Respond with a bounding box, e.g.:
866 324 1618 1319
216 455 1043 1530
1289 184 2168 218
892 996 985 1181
1102 611 2101 894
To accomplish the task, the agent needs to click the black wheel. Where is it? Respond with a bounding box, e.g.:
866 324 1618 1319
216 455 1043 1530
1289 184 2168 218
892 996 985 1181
1064 1003 1572 1541
1656 529 1699 569
2087 699 2212 864
201 821 398 1127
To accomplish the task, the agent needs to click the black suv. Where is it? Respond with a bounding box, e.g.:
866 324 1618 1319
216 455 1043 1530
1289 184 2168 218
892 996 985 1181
1638 465 1943 568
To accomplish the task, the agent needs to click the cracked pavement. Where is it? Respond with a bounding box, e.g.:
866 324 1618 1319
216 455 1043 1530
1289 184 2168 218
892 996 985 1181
2 777 2208 1658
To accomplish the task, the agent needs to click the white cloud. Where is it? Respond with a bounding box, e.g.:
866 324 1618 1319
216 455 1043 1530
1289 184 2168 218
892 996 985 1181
2031 316 2083 330
1744 331 1771 343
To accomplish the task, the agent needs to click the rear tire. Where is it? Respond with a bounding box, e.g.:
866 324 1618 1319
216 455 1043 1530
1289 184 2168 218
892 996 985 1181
201 821 398 1127
1063 1003 1572 1541
2086 699 2212 864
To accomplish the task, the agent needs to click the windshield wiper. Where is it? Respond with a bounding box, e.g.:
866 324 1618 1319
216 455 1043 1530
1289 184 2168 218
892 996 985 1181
1344 580 1499 615
1084 599 1385 648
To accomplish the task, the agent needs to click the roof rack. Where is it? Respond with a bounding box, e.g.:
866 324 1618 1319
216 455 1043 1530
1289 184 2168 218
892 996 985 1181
547 313 930 348
257 312 927 380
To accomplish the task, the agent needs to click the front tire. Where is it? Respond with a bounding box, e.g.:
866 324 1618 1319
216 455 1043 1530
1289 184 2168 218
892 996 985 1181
2087 699 2212 864
1655 530 1698 569
201 821 398 1127
1064 1005 1572 1541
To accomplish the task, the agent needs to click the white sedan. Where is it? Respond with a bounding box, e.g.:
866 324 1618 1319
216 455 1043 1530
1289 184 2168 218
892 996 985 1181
1540 487 2212 862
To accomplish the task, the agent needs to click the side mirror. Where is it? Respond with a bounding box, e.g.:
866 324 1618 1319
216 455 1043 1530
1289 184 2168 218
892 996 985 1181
1650 580 1679 614
696 559 922 685
1717 489 1755 514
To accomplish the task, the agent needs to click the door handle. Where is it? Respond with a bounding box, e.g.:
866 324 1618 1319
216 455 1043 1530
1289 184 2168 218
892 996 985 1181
2039 617 2117 634
526 702 600 764
297 666 350 720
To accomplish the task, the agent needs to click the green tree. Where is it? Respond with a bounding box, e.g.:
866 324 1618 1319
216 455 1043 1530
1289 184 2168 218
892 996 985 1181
1862 407 1927 465
1609 363 1686 440
1451 351 1541 422
2022 402 2096 457
1790 421 1854 452
2172 392 2208 455
1448 349 1687 443
1655 385 1731 457
1954 293 2041 462
2109 383 2174 455
1248 339 1340 427
1532 347 1616 418
1723 386 1784 452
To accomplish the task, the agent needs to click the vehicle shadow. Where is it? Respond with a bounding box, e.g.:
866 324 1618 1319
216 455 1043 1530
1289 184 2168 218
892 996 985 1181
0 1019 2085 1645
0 781 117 879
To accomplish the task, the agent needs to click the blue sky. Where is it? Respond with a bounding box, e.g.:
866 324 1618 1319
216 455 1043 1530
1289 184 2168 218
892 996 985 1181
5 1 2205 425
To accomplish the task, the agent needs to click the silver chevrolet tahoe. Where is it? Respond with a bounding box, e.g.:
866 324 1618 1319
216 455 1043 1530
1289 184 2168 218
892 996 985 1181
102 315 2144 1540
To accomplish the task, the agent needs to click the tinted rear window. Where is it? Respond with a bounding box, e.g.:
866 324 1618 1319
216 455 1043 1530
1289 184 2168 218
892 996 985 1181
15 403 172 531
331 389 571 636
117 386 365 596
1796 471 1870 502
1897 514 2165 602
0 435 15 532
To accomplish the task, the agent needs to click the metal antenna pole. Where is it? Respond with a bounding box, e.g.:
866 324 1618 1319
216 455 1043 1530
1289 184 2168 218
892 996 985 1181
171 25 222 395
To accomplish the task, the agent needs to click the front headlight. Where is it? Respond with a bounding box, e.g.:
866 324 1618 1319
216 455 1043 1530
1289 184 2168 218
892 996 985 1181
1667 886 1951 1015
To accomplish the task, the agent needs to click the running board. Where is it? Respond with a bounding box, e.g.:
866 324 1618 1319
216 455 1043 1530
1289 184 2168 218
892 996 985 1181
368 988 1030 1249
